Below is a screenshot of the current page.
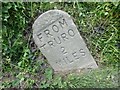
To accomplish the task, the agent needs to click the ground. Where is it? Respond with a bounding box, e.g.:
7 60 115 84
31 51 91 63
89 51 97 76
1 2 120 88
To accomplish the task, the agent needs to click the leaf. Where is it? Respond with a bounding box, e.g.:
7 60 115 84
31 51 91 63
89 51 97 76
12 79 20 87
18 61 22 67
44 68 53 80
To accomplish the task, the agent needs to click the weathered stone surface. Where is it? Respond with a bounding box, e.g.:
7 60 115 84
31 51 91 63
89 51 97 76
33 10 98 72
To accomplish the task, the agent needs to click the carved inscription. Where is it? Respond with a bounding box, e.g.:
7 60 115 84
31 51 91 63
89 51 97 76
36 18 86 67
56 47 86 67
36 18 75 49
33 10 98 71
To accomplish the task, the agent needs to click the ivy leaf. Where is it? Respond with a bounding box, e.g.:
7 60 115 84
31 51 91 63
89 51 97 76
44 68 53 80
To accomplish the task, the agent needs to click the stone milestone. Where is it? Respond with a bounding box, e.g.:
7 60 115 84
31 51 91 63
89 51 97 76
33 10 98 72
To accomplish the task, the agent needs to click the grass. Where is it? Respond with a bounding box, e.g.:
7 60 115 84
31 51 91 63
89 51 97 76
1 2 120 88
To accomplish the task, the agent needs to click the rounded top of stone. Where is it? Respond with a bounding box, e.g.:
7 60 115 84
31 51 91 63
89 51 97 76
32 10 71 33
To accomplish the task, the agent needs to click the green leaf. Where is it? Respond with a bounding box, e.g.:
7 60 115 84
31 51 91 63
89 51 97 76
44 68 53 80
